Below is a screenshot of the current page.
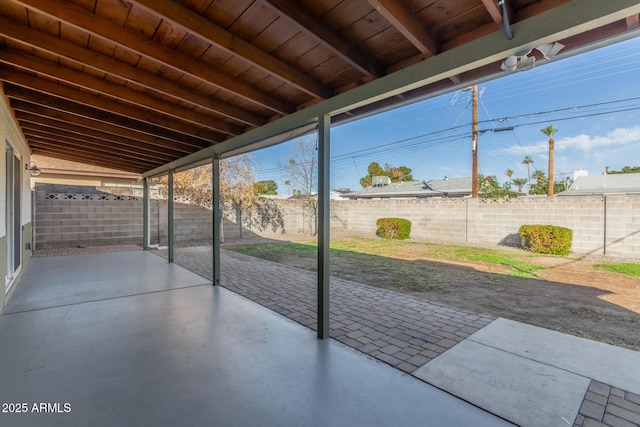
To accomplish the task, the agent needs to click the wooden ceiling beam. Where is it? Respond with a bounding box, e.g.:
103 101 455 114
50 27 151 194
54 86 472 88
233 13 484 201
24 130 165 168
0 16 264 127
365 0 440 57
13 0 294 114
5 86 212 149
28 137 154 168
130 0 332 100
16 111 190 159
29 139 155 173
11 101 195 155
0 56 233 139
481 0 504 25
260 0 384 78
364 2 461 84
21 124 175 163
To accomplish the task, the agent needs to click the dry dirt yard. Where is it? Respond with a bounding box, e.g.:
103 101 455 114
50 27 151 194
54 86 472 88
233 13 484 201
405 254 640 351
227 239 640 351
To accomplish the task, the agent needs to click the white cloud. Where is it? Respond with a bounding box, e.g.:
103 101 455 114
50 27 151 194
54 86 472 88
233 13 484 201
502 125 640 155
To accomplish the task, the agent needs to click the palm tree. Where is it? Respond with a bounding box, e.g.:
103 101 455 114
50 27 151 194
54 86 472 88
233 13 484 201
505 168 514 179
533 169 546 184
521 156 533 187
529 169 547 194
540 125 557 196
511 177 528 193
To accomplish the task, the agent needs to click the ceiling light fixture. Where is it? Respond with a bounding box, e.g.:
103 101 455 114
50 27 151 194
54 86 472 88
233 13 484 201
535 42 565 59
500 42 564 72
26 161 42 177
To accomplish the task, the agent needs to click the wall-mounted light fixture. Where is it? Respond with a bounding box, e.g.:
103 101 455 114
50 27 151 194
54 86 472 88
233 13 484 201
501 42 564 72
26 161 41 177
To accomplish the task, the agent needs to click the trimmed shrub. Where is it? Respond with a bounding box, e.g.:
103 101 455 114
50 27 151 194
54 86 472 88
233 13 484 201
376 217 411 240
519 224 572 255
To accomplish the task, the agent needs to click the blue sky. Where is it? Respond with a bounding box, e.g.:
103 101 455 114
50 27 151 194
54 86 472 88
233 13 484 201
252 35 640 193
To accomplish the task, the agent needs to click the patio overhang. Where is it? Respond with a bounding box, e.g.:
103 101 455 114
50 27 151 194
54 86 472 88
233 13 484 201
0 0 637 175
2 0 640 339
140 0 640 177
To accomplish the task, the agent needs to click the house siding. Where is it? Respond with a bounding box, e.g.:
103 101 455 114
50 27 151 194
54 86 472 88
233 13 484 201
1 85 32 312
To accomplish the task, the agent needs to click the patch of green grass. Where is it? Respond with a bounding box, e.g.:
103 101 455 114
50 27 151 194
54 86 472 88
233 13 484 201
333 239 543 278
595 263 640 278
449 248 544 278
231 238 544 279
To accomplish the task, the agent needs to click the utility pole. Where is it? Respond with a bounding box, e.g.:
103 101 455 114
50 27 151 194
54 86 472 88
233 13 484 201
471 85 478 198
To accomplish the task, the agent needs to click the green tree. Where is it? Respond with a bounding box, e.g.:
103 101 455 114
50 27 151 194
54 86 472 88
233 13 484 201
533 169 546 183
540 125 557 196
385 164 413 182
359 161 413 188
529 180 565 195
360 162 385 187
254 180 278 195
478 174 516 199
528 170 564 195
505 168 514 179
608 165 640 174
529 169 546 194
522 155 534 187
511 177 528 192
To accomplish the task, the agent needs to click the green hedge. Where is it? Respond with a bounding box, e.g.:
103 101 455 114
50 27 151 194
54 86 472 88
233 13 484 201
376 218 411 240
519 224 572 255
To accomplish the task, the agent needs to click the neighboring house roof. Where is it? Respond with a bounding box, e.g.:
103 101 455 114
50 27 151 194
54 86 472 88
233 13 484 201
330 189 351 200
283 190 351 201
559 173 640 196
345 177 471 199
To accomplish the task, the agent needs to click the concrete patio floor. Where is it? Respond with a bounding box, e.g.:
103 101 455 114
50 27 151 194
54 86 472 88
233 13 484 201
0 248 512 427
164 244 640 427
15 247 640 427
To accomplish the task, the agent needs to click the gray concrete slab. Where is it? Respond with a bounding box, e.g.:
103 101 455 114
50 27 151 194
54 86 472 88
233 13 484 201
4 251 210 313
470 318 640 394
0 253 512 427
414 339 590 427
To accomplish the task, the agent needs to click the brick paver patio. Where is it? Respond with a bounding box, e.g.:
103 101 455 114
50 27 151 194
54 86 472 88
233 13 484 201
574 381 640 427
32 244 640 427
160 245 495 373
35 243 491 373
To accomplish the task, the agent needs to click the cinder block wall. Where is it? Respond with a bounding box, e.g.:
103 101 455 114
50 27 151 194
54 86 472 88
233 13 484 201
34 185 215 249
174 201 213 243
605 195 640 257
324 195 639 256
33 184 640 257
34 187 144 249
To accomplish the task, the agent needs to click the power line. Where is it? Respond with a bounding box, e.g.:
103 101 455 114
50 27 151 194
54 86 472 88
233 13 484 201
254 94 640 183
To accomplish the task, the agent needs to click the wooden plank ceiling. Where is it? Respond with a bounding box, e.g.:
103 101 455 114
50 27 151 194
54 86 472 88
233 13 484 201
0 0 638 174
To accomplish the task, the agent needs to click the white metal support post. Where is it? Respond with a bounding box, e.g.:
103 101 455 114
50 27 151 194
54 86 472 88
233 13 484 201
317 114 330 339
212 155 221 286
